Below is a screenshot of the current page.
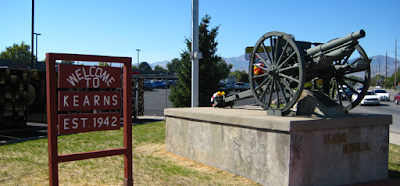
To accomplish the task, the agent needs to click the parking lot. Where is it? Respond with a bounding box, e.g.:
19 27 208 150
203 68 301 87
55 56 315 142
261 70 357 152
143 88 254 116
143 88 173 116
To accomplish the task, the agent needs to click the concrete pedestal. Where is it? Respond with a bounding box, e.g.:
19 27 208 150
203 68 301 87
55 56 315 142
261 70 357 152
164 107 392 186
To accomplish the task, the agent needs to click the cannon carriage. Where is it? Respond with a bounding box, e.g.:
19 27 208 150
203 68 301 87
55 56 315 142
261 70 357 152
214 30 371 116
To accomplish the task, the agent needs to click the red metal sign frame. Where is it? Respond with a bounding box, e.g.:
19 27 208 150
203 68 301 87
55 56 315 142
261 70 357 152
46 53 133 186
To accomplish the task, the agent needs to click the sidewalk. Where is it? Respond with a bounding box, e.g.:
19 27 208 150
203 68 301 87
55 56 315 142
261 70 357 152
390 132 400 146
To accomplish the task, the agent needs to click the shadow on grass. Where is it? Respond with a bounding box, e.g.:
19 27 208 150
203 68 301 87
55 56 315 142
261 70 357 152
389 170 400 178
132 118 164 126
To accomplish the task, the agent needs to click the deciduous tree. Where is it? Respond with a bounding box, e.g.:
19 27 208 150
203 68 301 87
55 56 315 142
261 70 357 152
0 42 34 65
167 58 180 72
98 62 111 67
139 62 152 71
154 65 167 72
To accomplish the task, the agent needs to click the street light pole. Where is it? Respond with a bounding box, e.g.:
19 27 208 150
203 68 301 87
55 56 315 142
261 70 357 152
31 0 34 69
136 49 141 69
135 49 140 120
191 0 200 107
34 33 41 65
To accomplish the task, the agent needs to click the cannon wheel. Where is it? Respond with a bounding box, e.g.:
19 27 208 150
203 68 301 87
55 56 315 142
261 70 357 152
325 44 371 112
249 31 305 115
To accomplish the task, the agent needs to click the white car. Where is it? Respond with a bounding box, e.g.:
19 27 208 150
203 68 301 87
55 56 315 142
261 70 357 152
373 89 390 101
352 90 380 106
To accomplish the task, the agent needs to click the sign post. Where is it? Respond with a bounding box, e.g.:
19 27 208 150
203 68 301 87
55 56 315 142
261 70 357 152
46 53 133 186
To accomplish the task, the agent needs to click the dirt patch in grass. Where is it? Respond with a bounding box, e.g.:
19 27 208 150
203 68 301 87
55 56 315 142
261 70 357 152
134 143 260 185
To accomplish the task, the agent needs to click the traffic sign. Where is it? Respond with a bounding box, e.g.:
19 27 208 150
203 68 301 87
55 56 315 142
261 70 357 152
245 46 271 60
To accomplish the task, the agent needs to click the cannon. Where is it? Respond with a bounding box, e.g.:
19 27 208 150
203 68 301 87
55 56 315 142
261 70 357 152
215 30 371 116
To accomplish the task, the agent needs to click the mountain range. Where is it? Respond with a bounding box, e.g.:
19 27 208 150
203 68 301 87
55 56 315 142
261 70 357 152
149 55 398 76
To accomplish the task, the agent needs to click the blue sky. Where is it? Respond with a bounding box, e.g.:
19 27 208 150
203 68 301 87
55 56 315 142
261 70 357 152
1 0 399 65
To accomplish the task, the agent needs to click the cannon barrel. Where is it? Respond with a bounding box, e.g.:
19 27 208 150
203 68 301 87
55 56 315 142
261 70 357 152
306 30 365 56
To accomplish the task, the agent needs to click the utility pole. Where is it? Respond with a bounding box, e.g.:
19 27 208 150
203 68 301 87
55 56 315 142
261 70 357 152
396 39 398 90
376 64 378 85
379 61 381 86
386 52 388 89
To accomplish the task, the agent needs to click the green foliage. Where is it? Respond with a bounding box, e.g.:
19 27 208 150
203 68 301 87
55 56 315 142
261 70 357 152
370 75 384 87
167 58 180 72
304 81 313 89
231 70 248 82
98 62 111 67
58 60 75 65
154 65 167 72
380 68 400 88
132 65 138 70
139 62 152 71
169 14 232 107
0 42 34 65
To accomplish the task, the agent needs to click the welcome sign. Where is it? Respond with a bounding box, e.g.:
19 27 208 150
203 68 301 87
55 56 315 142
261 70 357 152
58 64 121 88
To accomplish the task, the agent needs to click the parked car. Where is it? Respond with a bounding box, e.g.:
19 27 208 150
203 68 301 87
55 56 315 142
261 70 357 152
234 82 245 91
244 82 250 90
373 89 390 101
218 82 234 91
394 92 400 104
156 80 167 89
218 82 226 90
149 80 158 88
143 82 154 91
225 82 234 90
352 90 380 106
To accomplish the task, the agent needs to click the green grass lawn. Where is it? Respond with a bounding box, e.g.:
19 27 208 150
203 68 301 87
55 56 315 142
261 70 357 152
0 121 260 186
1 121 400 185
389 144 400 178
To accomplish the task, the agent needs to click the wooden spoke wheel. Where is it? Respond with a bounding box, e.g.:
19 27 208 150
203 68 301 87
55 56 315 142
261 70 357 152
249 31 305 115
327 44 371 112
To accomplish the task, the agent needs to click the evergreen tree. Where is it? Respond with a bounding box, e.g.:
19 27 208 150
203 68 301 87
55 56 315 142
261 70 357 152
169 14 232 107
